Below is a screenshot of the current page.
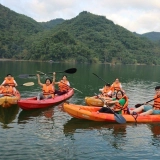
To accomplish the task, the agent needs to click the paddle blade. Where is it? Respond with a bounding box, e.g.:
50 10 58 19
37 71 46 75
18 74 29 79
64 68 77 74
22 82 34 86
18 74 38 79
135 103 143 108
114 113 126 124
48 68 77 74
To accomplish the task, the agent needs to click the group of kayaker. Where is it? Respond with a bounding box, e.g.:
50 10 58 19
97 78 128 114
0 73 71 100
96 78 160 116
0 74 18 97
1 72 160 117
36 72 70 100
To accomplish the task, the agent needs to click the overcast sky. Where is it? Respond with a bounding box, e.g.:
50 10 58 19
1 0 160 34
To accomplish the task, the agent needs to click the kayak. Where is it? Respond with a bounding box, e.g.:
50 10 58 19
63 103 160 123
18 89 74 110
85 96 103 106
0 90 21 108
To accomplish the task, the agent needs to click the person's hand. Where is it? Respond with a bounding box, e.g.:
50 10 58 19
53 72 56 75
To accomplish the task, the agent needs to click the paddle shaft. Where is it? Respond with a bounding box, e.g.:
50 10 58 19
95 93 126 124
135 96 160 108
57 81 82 94
92 73 108 84
146 97 159 103
19 68 77 79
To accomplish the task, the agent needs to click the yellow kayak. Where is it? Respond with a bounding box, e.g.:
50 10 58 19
0 91 21 108
85 96 104 107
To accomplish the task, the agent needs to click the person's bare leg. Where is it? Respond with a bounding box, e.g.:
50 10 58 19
139 109 153 115
130 106 144 114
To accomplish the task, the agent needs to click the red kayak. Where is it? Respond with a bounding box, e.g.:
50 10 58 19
18 89 74 110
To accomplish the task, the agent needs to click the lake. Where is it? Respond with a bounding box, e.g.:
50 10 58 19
0 61 160 159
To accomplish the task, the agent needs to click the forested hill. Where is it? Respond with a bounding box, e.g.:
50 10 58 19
0 4 44 58
25 11 160 64
39 18 65 29
1 4 160 65
141 32 160 41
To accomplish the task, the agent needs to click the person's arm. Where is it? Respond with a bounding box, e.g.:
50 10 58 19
52 72 60 84
67 81 70 86
13 80 18 87
120 83 122 89
1 80 5 86
37 74 43 87
52 72 56 85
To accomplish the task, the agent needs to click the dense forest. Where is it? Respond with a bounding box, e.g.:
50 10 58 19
0 4 160 65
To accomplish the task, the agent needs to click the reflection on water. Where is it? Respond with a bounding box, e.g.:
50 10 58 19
18 107 55 124
0 105 19 128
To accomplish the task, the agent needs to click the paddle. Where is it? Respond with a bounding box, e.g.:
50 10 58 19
19 68 77 79
48 68 77 74
92 73 108 84
37 69 82 93
18 73 44 79
57 81 83 94
19 82 34 86
3 82 34 87
95 93 126 124
135 96 160 108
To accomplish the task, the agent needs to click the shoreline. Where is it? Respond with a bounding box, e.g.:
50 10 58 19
0 58 155 66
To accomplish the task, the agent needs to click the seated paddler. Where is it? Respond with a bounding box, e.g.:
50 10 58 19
98 90 128 114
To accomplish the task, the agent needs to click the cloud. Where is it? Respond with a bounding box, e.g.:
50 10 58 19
1 0 160 33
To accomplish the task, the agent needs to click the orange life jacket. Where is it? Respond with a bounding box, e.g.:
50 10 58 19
0 86 14 96
58 80 70 92
102 86 111 93
4 77 15 86
153 95 160 110
113 95 128 114
102 86 112 97
111 82 122 91
42 84 55 98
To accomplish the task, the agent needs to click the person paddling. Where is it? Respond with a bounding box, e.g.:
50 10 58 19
130 86 160 116
53 72 70 95
98 90 128 114
36 73 55 100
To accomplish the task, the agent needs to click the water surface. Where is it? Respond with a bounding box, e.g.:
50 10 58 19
0 61 160 159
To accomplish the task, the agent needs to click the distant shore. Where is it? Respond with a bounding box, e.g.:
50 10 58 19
0 58 154 65
0 58 43 62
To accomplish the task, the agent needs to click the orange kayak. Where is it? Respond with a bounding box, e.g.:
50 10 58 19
0 90 21 108
85 96 103 106
63 103 160 123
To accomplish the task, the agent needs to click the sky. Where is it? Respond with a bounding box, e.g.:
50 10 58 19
0 0 160 34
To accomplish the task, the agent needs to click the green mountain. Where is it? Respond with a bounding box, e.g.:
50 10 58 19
25 11 160 64
40 18 65 29
141 32 160 41
0 4 44 58
133 31 160 42
1 4 160 65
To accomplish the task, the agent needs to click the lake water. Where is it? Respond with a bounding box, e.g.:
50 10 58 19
0 61 160 159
